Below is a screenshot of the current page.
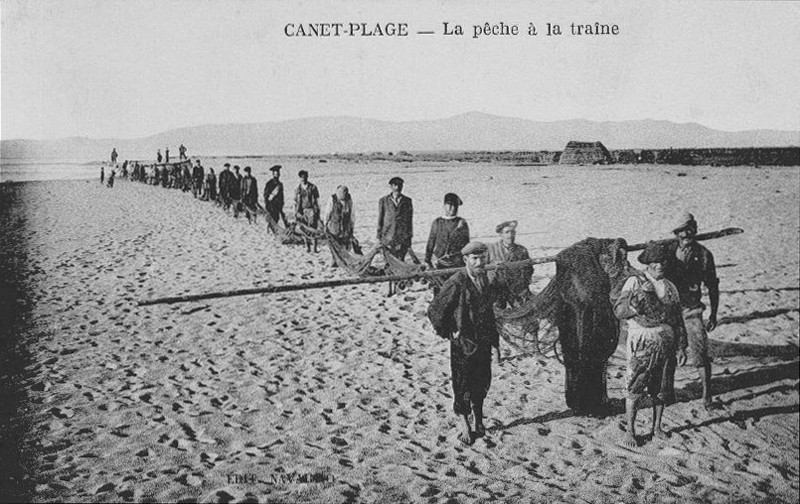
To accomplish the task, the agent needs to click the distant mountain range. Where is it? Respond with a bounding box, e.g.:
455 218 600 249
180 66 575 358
2 112 798 161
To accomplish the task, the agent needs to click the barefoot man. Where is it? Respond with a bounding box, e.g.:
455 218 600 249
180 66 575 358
428 242 502 445
614 242 687 447
664 212 720 410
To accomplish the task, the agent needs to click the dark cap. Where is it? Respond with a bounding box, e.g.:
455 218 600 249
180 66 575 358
298 170 309 178
443 193 463 206
269 164 282 172
461 241 488 256
224 163 230 167
244 166 251 173
389 177 404 186
234 165 240 170
638 241 671 265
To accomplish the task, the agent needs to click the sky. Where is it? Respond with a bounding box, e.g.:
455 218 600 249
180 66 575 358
2 0 799 140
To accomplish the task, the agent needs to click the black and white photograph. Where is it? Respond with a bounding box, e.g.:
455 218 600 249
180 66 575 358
1 1 799 502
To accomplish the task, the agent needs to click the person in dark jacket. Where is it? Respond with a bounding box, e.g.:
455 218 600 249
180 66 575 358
240 166 259 223
428 242 501 446
218 163 234 211
230 165 243 218
377 177 413 261
425 192 470 271
263 165 287 226
192 160 205 198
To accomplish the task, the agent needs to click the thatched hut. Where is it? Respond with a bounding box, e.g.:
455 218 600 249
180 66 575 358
559 141 612 165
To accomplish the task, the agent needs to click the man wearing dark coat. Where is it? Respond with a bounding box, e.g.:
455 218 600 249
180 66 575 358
428 242 501 445
240 166 259 223
218 163 234 211
377 177 413 261
230 165 243 218
192 160 205 198
264 165 287 226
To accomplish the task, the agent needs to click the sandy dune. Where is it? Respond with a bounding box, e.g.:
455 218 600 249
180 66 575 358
1 161 797 503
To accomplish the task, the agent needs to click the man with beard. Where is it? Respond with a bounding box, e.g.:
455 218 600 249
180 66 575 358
428 242 501 446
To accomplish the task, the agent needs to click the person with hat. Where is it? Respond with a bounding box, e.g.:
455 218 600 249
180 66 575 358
424 193 470 272
240 166 259 223
294 170 321 252
377 177 413 260
486 220 538 352
486 220 534 306
664 212 720 410
263 165 287 226
428 241 502 446
218 163 235 211
614 241 687 447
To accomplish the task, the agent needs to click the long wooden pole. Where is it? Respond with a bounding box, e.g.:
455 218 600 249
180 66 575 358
138 227 743 306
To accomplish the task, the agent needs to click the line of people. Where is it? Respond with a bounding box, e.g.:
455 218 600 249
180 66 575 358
119 157 721 448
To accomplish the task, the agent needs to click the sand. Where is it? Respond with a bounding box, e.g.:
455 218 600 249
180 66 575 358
1 161 798 503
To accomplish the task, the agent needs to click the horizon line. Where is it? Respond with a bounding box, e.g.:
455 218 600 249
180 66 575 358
3 112 800 143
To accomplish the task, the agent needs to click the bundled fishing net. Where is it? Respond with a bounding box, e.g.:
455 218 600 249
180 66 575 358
493 237 631 360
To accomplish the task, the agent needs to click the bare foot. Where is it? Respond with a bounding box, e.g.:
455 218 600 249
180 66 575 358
652 428 670 440
474 423 486 439
622 432 637 448
458 429 473 446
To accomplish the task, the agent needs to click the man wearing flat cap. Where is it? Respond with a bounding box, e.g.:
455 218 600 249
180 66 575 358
614 241 687 447
487 220 538 351
377 177 413 260
487 220 534 307
664 212 720 410
428 241 501 446
425 192 470 272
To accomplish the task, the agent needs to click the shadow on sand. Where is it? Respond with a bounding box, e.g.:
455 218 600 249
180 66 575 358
720 286 799 295
717 307 798 326
495 353 799 432
0 185 36 504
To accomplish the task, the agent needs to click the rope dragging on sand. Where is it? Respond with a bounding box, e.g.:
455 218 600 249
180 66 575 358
138 227 744 306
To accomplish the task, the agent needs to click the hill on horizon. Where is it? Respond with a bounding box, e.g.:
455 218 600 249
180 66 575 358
2 112 799 161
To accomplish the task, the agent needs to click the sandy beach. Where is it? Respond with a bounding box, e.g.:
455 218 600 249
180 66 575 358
1 161 798 503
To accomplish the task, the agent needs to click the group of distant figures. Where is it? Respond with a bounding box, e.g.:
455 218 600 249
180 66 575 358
107 148 722 449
